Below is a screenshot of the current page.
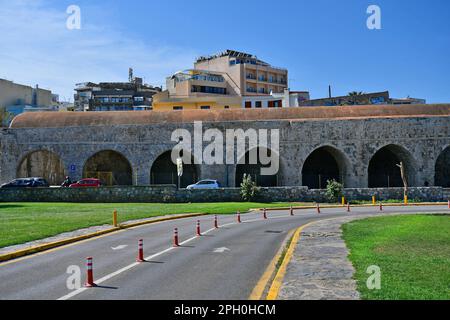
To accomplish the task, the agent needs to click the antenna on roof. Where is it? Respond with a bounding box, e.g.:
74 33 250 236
129 68 134 83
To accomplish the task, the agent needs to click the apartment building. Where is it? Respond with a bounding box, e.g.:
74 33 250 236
153 69 241 111
153 50 289 111
195 50 288 96
74 70 162 112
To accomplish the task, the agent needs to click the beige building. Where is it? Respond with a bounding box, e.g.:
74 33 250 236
153 50 289 111
0 79 53 107
195 50 288 96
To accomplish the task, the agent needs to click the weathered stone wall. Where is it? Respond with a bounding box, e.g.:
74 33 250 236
1 110 449 189
0 186 447 203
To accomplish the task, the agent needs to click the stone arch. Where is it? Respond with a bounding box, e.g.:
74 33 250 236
235 147 281 187
368 144 417 188
83 150 132 186
150 150 198 188
17 149 66 185
301 145 350 189
435 145 450 187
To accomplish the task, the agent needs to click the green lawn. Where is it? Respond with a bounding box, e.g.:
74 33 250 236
0 202 308 248
342 215 450 300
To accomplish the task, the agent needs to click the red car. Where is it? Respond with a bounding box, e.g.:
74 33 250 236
69 178 102 188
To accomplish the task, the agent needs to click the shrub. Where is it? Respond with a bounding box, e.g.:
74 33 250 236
240 174 259 202
325 179 343 203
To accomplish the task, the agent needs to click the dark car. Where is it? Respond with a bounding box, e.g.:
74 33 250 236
0 178 49 188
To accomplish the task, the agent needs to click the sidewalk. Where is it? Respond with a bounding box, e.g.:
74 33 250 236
277 216 362 300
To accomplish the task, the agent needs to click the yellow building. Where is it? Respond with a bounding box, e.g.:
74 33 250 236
153 69 241 111
152 50 289 111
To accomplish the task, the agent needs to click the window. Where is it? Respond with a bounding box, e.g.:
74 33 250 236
192 86 226 95
200 106 210 110
173 106 183 110
245 101 252 109
224 105 230 109
258 88 266 94
255 101 262 108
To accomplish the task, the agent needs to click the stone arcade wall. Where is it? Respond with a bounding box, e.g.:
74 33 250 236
0 186 446 203
1 105 450 189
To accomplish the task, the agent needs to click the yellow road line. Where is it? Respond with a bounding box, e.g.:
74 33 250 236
265 221 315 300
0 212 207 265
248 229 295 300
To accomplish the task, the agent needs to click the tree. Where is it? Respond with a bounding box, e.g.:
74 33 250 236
325 179 343 203
0 107 12 127
348 91 365 96
240 174 259 202
396 161 408 198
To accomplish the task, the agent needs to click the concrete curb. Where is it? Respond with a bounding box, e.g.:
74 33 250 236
258 202 447 212
0 212 208 263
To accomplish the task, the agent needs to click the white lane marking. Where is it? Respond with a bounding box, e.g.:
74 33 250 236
111 245 128 251
214 247 230 253
57 212 311 300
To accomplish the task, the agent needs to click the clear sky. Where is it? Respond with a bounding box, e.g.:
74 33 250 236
0 0 449 103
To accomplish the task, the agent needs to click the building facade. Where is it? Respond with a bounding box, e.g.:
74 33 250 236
74 76 161 112
194 50 288 96
153 50 290 111
242 90 310 109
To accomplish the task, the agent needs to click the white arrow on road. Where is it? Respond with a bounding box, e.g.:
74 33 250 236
213 247 230 253
111 245 128 251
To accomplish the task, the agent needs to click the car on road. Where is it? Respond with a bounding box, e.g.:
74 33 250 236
186 179 220 190
0 177 49 188
69 178 102 188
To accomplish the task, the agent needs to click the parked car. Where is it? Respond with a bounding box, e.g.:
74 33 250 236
186 179 220 190
0 177 49 188
69 178 102 188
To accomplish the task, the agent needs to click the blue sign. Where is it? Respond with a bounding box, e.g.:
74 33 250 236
70 164 76 172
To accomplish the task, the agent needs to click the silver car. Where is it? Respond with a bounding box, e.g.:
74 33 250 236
186 179 220 190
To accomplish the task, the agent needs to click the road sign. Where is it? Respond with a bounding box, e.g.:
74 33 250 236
69 164 76 172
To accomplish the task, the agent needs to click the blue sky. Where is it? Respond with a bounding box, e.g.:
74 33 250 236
0 0 449 103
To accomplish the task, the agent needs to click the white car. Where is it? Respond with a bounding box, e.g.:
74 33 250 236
186 180 221 190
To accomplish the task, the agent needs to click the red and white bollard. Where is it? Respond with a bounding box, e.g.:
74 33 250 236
316 203 321 214
136 239 145 262
237 211 241 223
263 208 267 220
173 228 179 247
347 202 351 213
448 200 450 209
85 257 96 288
290 206 294 216
214 215 219 229
379 202 383 211
196 220 201 237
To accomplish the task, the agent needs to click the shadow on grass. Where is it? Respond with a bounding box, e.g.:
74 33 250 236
0 204 26 209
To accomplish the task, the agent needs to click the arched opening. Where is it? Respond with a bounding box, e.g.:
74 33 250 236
17 150 66 185
368 145 416 188
235 148 279 187
83 150 132 186
150 151 198 188
435 146 450 187
302 146 345 189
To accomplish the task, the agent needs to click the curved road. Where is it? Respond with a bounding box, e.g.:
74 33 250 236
0 205 447 300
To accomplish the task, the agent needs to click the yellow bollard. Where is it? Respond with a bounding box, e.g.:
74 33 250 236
342 196 346 206
113 210 118 227
404 195 408 205
372 195 376 205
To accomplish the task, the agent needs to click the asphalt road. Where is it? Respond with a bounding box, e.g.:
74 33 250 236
0 205 448 300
